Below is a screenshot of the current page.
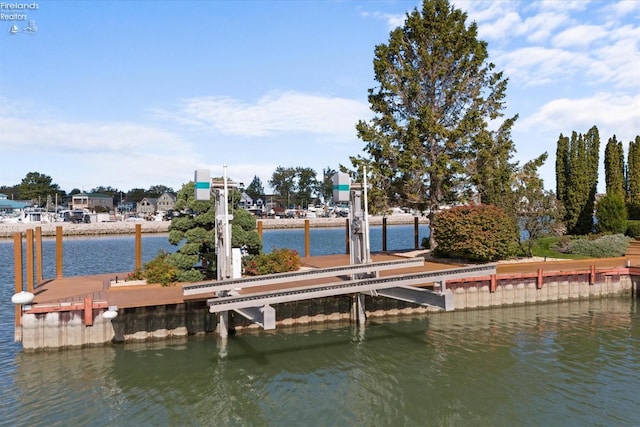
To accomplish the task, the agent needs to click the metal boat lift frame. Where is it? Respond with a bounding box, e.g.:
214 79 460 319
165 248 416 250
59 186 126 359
194 169 496 336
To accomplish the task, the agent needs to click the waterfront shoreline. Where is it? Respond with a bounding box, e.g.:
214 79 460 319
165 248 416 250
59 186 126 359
0 214 428 238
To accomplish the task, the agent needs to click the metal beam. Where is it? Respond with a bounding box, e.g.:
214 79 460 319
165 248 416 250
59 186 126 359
376 287 454 311
234 305 276 330
207 264 495 313
184 257 426 297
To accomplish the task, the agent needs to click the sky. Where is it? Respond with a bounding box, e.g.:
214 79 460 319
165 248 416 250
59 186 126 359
0 0 638 197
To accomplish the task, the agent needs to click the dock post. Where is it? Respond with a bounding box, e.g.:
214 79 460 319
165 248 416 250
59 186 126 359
84 296 94 326
414 216 419 249
13 233 23 329
218 311 229 338
354 293 366 324
135 224 142 271
56 226 63 278
35 226 43 285
257 220 263 239
382 217 387 252
345 218 350 255
25 228 34 293
304 219 310 258
537 268 544 289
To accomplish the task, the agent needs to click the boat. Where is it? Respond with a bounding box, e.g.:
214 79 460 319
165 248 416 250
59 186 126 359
0 208 52 224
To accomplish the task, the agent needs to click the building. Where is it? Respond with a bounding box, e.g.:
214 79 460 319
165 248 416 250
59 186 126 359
156 192 176 212
71 193 113 212
137 198 158 216
0 193 27 214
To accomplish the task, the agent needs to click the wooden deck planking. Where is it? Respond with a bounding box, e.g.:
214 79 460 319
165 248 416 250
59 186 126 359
24 253 640 313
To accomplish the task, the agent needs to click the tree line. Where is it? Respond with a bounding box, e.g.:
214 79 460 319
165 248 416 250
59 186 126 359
0 172 176 209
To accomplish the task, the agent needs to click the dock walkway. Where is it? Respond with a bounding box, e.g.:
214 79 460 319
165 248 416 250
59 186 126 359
26 252 638 313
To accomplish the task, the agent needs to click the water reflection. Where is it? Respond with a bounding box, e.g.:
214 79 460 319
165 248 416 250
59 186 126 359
8 299 640 426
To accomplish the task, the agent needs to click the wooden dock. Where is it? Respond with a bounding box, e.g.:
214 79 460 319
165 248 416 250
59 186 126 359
25 252 639 314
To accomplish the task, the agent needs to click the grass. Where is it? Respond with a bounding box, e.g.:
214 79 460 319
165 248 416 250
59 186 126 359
529 236 592 260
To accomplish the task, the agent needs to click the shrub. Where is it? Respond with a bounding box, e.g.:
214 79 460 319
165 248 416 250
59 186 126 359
421 237 430 250
596 193 627 233
243 248 301 275
432 204 519 262
142 251 178 286
626 220 640 238
176 268 205 283
567 234 631 258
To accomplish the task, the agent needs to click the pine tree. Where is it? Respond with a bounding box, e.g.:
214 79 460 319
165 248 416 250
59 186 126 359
472 114 519 219
353 0 511 248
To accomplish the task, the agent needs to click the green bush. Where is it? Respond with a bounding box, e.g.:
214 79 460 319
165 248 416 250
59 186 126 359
432 204 519 262
176 268 205 283
626 220 640 238
596 193 627 233
421 237 430 249
141 251 178 286
243 248 301 275
567 234 631 258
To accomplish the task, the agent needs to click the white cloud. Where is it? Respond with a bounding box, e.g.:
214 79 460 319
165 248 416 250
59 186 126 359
477 11 522 40
360 10 406 31
588 24 640 88
159 91 370 141
520 92 640 143
495 46 590 86
611 0 640 17
552 24 609 49
535 0 589 13
0 116 190 155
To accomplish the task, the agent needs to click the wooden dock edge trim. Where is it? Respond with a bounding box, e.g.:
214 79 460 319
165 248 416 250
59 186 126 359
446 266 638 289
24 301 109 314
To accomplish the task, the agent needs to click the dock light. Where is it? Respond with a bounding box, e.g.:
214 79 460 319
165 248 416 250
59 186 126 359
103 306 118 320
11 291 35 305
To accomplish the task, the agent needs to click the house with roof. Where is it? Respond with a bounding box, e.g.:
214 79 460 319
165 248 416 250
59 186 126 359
0 193 27 214
71 193 113 212
137 198 158 216
156 192 176 212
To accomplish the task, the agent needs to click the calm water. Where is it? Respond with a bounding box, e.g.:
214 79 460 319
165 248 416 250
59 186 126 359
1 229 640 426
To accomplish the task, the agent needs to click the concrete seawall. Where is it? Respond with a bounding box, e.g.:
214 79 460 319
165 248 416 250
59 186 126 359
18 267 639 351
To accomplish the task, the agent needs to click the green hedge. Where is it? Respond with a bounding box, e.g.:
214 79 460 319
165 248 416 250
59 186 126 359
627 220 640 238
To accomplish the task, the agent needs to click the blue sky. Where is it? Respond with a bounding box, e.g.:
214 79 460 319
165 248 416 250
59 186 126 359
1 0 638 196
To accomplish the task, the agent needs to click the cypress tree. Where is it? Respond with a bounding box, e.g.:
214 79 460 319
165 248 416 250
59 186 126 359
628 136 640 219
555 133 569 203
604 135 625 196
559 127 600 235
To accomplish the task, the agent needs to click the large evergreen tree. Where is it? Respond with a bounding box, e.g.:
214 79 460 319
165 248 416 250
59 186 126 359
471 114 519 218
555 133 570 203
555 127 600 235
18 172 62 205
245 175 264 202
604 135 625 196
628 136 640 219
353 0 511 248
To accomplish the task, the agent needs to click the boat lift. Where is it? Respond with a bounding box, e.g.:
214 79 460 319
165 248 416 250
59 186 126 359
191 168 495 336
